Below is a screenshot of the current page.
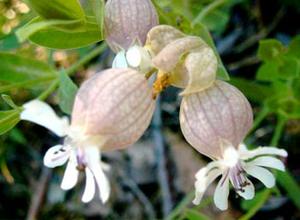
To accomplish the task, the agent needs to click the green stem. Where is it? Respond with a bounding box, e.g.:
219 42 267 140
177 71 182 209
37 80 59 101
239 189 271 220
165 191 194 220
65 43 107 76
192 0 228 26
270 115 286 146
250 105 270 134
37 43 107 101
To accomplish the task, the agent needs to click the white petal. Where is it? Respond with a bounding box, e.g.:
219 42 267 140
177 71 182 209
43 145 71 168
126 46 142 67
239 146 288 160
244 165 275 188
61 152 79 190
81 168 96 203
214 175 230 211
126 46 152 73
236 178 255 200
195 160 221 179
21 100 69 137
247 156 285 171
193 169 222 205
112 50 128 68
86 147 111 203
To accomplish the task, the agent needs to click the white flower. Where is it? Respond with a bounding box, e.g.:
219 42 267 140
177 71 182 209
193 142 288 210
112 45 153 73
20 100 111 203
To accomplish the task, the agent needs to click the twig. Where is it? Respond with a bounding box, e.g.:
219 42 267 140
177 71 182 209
165 191 194 220
227 56 260 71
234 8 285 53
26 167 52 220
152 97 173 217
121 152 156 219
124 177 156 220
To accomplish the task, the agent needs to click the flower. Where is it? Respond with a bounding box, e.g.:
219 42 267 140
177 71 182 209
21 100 111 203
20 68 155 203
180 80 288 210
193 143 287 210
146 25 218 95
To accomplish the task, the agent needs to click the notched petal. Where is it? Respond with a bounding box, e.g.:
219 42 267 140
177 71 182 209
193 169 222 205
247 156 285 171
61 152 79 190
21 100 69 137
214 175 230 210
236 178 255 200
82 168 96 203
43 145 71 168
244 165 275 188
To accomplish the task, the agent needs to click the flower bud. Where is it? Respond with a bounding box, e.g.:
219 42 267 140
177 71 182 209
145 25 186 55
180 80 253 159
105 0 159 52
152 36 218 95
71 68 155 151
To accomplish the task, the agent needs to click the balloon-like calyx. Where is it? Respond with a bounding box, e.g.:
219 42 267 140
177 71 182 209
72 68 155 151
180 80 253 159
105 0 158 52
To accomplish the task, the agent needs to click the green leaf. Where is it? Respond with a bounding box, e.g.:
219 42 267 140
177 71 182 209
230 77 273 103
1 95 19 109
0 53 57 92
287 35 300 58
239 189 271 220
258 39 285 62
277 170 300 209
0 110 20 135
88 0 105 38
194 22 230 80
8 128 27 145
256 62 279 81
28 21 102 49
25 0 85 20
0 33 20 51
184 209 210 220
278 56 300 79
202 9 229 35
292 77 300 100
59 71 78 114
16 18 83 42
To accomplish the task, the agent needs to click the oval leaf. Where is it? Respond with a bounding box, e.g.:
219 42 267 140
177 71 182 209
26 0 85 20
59 71 78 114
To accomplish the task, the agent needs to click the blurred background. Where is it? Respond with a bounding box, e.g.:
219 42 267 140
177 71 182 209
0 0 300 219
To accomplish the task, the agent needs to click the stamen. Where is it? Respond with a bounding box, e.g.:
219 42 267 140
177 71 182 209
229 162 250 193
76 147 87 172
